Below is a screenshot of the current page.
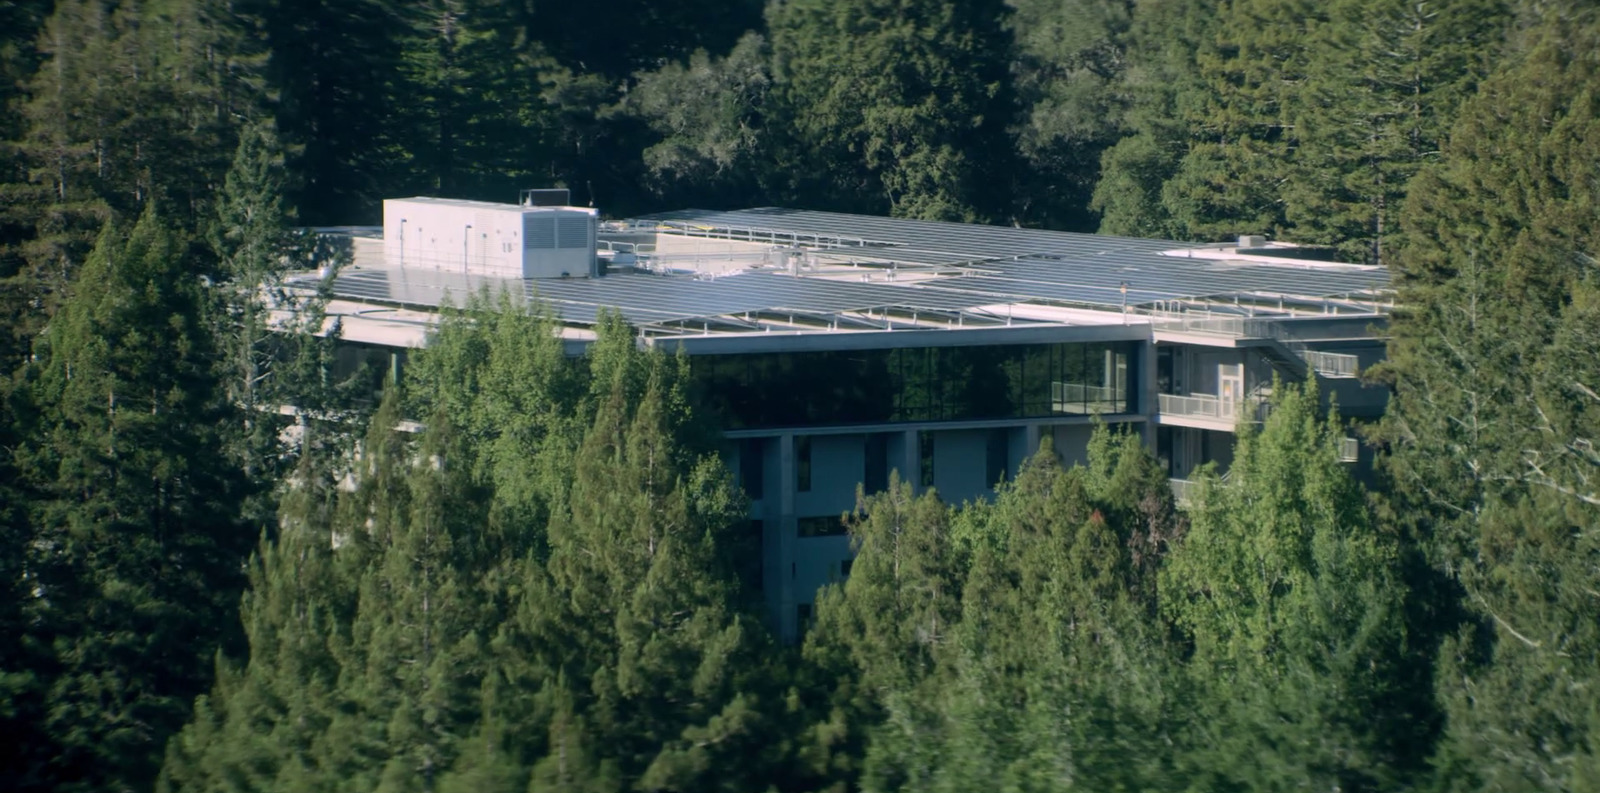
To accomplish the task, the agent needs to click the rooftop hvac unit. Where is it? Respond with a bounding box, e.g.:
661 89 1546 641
383 197 598 279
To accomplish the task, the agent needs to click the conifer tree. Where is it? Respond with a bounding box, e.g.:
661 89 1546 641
509 346 761 790
766 0 1017 220
158 450 349 793
797 474 959 790
1376 6 1600 787
1089 0 1216 238
17 205 253 792
1162 381 1417 790
1282 0 1508 263
336 409 488 793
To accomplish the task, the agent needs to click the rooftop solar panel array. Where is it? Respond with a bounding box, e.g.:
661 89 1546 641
301 267 1004 326
306 206 1392 327
645 208 1389 305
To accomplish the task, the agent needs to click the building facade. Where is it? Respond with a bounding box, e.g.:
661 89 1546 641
296 202 1393 641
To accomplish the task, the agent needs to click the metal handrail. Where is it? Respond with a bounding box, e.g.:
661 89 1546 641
1302 350 1361 378
1158 391 1269 422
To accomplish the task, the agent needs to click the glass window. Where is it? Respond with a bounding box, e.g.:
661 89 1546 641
687 341 1138 429
798 515 847 537
864 433 888 494
740 438 764 500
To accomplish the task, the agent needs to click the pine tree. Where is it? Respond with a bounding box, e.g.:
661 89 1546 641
1157 0 1325 241
339 410 488 793
158 450 349 793
1162 381 1418 789
1282 0 1509 263
16 205 254 792
510 347 761 789
1375 6 1600 787
796 473 959 791
1089 0 1216 238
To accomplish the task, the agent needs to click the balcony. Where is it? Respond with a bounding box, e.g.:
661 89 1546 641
1169 477 1200 506
1052 382 1126 415
1156 391 1268 431
1301 350 1361 378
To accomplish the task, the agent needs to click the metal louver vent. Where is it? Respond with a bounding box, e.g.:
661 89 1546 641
557 216 590 249
526 217 556 249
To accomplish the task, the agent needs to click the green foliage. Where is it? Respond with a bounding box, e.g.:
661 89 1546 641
624 33 773 207
13 205 254 793
1 2 1596 791
1164 381 1419 789
1376 7 1600 788
767 0 1017 220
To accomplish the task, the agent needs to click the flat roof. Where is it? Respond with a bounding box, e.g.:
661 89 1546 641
293 205 1392 344
386 196 596 214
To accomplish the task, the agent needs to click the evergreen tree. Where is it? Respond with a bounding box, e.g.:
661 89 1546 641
1376 6 1600 787
1162 381 1418 790
15 205 254 793
1005 0 1133 230
942 441 1182 793
766 0 1018 220
333 409 489 793
1157 0 1324 241
1282 0 1508 263
798 474 959 790
159 451 349 793
255 0 410 223
623 33 773 208
1089 0 1216 238
509 346 765 790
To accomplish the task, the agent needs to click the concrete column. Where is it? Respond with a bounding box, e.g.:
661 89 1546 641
1024 422 1043 457
1141 339 1159 452
776 433 797 642
900 428 921 494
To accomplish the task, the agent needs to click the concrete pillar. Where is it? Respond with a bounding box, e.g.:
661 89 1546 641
900 428 921 494
776 433 797 642
1141 339 1159 452
1024 422 1043 457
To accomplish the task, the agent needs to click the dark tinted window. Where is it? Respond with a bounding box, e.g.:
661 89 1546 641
688 341 1136 429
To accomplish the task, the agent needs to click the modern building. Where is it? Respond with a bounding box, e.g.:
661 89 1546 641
296 199 1393 640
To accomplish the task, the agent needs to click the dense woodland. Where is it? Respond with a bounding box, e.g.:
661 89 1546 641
1 0 1598 791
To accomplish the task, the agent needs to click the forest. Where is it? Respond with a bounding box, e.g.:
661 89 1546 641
0 0 1597 791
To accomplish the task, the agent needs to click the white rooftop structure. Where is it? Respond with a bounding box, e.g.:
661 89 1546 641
381 197 598 280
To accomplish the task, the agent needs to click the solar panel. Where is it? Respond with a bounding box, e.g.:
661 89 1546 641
304 206 1393 331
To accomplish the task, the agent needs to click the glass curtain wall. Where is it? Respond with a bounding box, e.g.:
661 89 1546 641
690 341 1136 429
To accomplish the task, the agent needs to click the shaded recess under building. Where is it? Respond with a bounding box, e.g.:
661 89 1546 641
293 197 1394 641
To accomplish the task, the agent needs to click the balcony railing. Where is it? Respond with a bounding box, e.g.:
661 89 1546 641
1052 382 1125 414
1157 392 1268 423
1302 350 1361 378
1150 314 1276 339
1169 478 1200 505
1339 436 1359 463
